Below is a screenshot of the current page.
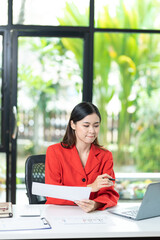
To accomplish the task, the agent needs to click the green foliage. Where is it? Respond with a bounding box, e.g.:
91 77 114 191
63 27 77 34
94 33 115 142
24 141 35 156
132 89 160 172
18 64 57 111
134 126 160 172
57 2 89 26
57 3 86 71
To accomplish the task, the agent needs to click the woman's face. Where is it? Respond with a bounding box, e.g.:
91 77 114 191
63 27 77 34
71 113 100 145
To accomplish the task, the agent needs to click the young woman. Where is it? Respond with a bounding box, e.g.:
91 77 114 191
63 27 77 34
45 102 119 212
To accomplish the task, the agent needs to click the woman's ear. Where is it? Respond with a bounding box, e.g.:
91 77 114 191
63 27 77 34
70 120 76 130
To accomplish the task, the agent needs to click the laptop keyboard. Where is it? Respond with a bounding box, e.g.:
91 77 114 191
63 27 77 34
121 206 139 218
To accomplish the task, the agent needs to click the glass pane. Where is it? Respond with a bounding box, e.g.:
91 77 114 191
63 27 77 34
0 36 2 145
95 0 160 29
93 32 160 198
0 153 6 202
0 0 8 25
13 0 89 26
16 36 83 203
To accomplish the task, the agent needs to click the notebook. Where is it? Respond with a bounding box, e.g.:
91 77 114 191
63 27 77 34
108 182 160 220
0 202 13 218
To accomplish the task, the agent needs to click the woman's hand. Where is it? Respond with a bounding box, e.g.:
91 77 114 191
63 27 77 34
87 173 114 192
74 200 103 213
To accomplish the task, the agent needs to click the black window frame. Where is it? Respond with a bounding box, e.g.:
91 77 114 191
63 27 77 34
0 0 159 203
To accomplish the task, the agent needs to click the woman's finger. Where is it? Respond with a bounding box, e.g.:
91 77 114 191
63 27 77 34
100 173 113 179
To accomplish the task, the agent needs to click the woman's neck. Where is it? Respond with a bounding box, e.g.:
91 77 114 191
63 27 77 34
75 142 91 168
75 142 91 154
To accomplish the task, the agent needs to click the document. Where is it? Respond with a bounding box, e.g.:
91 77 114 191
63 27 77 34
59 216 107 224
32 182 91 201
0 217 51 231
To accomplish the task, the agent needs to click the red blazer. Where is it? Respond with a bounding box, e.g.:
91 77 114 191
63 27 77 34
45 143 119 210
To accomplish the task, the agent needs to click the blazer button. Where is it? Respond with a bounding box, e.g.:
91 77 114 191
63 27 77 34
82 178 86 182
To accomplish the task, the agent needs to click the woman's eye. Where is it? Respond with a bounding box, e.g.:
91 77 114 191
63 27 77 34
83 125 89 127
94 125 99 128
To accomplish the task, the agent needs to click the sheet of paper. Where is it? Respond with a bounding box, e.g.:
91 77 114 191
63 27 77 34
32 182 91 201
18 205 41 217
59 216 107 224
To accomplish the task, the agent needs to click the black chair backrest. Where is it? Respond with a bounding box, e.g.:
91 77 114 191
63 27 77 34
25 154 46 204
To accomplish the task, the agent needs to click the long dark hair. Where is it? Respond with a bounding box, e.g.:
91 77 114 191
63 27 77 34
61 102 102 148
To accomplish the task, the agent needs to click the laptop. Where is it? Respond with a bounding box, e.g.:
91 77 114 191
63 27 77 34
108 182 160 220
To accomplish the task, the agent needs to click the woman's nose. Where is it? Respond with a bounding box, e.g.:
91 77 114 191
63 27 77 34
89 126 95 133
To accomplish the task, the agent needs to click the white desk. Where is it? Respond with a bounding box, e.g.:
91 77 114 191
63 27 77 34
0 203 160 239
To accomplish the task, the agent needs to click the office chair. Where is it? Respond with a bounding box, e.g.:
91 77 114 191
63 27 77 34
25 154 47 204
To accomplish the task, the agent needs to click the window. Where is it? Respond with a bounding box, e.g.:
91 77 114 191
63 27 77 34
0 1 8 25
93 0 160 199
95 0 160 30
13 0 89 26
17 36 83 188
93 32 160 174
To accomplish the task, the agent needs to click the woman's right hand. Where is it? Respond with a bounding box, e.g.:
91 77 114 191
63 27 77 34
87 173 114 192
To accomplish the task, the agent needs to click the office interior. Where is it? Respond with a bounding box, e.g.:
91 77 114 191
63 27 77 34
0 0 160 205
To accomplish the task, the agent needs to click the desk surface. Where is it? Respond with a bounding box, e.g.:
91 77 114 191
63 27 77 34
0 202 160 239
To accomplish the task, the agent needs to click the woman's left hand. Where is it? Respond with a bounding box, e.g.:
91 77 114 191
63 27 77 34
74 200 103 213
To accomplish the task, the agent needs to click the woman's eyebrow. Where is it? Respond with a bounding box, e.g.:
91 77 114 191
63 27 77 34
83 121 100 124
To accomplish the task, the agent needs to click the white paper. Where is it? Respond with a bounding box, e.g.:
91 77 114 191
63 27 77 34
0 217 51 231
18 205 41 217
32 182 91 201
59 216 107 224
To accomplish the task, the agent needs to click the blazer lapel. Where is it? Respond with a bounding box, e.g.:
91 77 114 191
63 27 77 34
84 144 101 175
69 145 86 176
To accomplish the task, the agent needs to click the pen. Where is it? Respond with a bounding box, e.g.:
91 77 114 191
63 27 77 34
108 177 116 181
108 177 120 183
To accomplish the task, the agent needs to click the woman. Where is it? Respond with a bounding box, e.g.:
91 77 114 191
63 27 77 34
45 102 119 212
